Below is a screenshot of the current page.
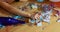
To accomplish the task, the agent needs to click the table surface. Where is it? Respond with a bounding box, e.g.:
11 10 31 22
0 1 60 32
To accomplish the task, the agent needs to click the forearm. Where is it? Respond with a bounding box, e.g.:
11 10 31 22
0 1 32 18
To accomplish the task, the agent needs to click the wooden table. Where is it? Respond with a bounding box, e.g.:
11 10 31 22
0 1 60 32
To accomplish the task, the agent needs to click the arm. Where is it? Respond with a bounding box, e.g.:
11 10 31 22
0 0 14 3
0 1 32 18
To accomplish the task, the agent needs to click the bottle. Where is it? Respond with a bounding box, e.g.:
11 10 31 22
0 17 25 26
